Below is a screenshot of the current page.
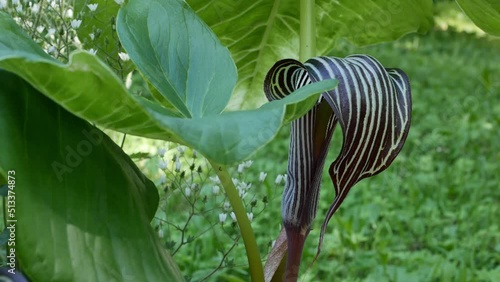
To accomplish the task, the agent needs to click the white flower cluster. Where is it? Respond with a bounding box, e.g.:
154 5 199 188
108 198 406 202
184 183 198 197
2 0 88 59
218 211 253 224
237 160 253 173
156 146 185 173
214 160 265 225
209 175 220 184
233 178 251 199
275 174 287 185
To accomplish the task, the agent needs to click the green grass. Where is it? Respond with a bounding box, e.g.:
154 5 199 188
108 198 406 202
144 27 500 281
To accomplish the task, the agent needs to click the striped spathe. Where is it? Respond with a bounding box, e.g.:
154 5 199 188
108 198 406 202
264 54 412 260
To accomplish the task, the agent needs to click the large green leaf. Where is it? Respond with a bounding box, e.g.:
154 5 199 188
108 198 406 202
0 71 184 281
0 12 336 165
188 0 433 107
117 0 237 118
456 0 500 36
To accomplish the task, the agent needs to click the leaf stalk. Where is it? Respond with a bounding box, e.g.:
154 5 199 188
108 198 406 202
208 160 264 281
300 0 316 61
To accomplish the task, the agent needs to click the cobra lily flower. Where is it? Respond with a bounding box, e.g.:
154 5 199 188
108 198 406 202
264 55 411 280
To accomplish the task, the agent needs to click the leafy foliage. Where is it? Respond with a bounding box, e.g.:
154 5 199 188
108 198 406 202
0 72 184 281
0 7 335 166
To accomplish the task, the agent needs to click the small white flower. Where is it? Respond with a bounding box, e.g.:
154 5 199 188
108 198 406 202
36 26 44 33
244 160 253 168
190 183 198 191
118 52 129 62
65 8 74 18
275 174 284 185
238 182 252 191
88 48 97 55
159 160 167 170
177 146 186 154
238 190 247 199
87 3 98 11
219 213 227 224
175 160 181 172
223 202 230 211
238 163 246 173
259 172 267 182
232 178 239 186
114 0 124 5
31 3 40 13
125 72 133 89
157 148 166 157
12 0 19 5
0 0 8 10
212 185 220 195
16 4 22 12
247 212 253 222
73 36 81 46
209 176 220 184
24 20 33 28
47 45 57 54
89 33 95 40
237 163 244 173
159 174 166 184
230 212 236 222
185 188 191 197
158 228 164 238
47 28 56 37
70 19 82 29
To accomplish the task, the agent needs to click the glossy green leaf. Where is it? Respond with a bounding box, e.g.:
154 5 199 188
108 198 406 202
456 0 500 36
188 0 433 107
117 0 237 118
0 12 335 165
133 78 337 164
0 71 184 282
